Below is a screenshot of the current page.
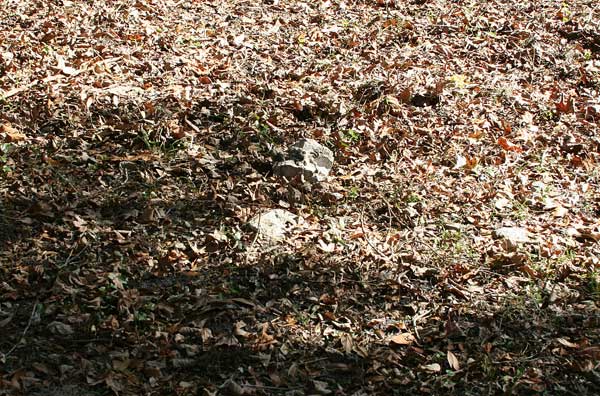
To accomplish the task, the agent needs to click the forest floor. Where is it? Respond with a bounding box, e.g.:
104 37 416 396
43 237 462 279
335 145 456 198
1 0 600 395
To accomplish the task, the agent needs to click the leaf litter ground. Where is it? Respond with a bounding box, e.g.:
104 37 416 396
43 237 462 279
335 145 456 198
0 0 599 395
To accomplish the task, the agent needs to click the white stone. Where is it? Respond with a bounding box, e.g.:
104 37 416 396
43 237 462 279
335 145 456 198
493 227 531 244
248 209 297 239
274 138 334 182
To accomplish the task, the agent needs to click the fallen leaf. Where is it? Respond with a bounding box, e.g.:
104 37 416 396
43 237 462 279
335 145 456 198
497 136 523 153
454 153 467 169
390 332 415 346
234 321 252 338
422 363 441 372
112 359 130 371
552 206 568 217
0 315 13 327
318 239 336 252
555 95 575 113
398 86 412 103
340 333 353 354
233 34 246 47
556 338 579 348
447 350 460 370
313 379 332 395
104 372 124 393
494 197 511 210
0 123 26 142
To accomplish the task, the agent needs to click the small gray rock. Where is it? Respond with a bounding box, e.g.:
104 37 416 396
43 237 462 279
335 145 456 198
274 138 334 182
248 209 297 240
493 227 531 244
47 321 74 336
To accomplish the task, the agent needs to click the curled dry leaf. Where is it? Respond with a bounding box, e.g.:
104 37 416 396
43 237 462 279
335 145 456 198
340 333 353 354
313 379 332 395
234 321 252 338
447 350 460 370
556 338 579 348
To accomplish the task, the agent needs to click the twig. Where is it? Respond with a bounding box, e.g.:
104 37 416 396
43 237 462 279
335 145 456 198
58 245 88 268
412 315 420 340
0 301 38 363
184 117 201 134
359 204 394 265
412 309 431 341
245 210 261 265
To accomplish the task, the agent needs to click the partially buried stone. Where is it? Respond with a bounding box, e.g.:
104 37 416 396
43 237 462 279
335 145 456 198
493 227 531 244
248 209 297 240
273 138 334 183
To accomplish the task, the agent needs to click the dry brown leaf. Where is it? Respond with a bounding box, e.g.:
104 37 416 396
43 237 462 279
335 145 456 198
234 321 252 339
340 333 353 354
520 264 541 278
447 350 460 370
112 359 130 371
422 363 441 372
318 239 336 252
398 86 412 104
0 123 26 142
555 95 575 113
497 136 523 153
313 379 332 395
0 315 13 327
390 332 415 346
556 338 579 348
